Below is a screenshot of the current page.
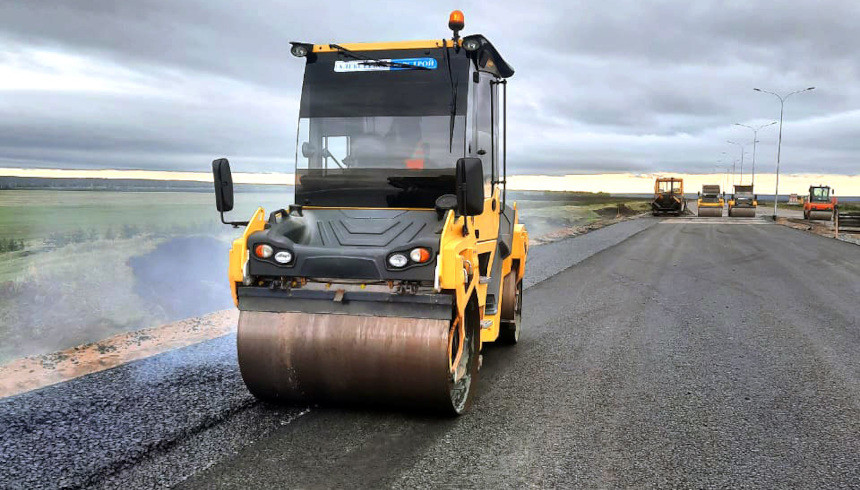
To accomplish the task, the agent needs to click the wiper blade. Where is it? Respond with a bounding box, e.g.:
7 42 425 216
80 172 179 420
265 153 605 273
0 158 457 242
357 60 430 71
329 44 430 71
443 39 458 152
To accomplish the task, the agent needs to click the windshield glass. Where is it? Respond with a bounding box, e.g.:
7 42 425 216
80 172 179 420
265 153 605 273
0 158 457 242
658 181 682 194
294 49 471 208
811 187 830 201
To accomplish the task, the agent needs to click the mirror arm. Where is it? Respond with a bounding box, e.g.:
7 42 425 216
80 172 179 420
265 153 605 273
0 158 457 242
220 211 248 228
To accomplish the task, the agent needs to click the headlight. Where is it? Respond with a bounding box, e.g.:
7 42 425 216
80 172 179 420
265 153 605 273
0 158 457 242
274 250 293 264
254 244 273 259
463 38 480 52
290 43 309 57
410 247 431 263
388 253 408 268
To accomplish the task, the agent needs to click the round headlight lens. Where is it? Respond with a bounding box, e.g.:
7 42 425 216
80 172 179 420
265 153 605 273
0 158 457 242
409 247 431 263
388 253 408 268
274 250 293 264
254 244 273 259
463 39 480 52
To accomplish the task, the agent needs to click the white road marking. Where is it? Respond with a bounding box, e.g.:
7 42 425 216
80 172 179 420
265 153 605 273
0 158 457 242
660 217 772 225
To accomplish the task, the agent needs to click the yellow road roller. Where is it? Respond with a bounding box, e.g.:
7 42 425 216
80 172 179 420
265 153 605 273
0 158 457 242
697 184 724 217
728 184 757 217
211 11 528 414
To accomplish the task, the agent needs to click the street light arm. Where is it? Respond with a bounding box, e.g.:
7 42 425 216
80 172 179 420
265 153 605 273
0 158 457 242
784 86 815 102
754 87 783 102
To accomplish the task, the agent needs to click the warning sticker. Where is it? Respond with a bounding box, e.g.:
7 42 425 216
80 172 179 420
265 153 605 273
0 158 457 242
334 57 438 72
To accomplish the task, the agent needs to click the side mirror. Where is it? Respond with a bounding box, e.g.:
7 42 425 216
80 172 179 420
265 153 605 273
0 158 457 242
455 157 485 216
212 158 234 213
301 142 317 158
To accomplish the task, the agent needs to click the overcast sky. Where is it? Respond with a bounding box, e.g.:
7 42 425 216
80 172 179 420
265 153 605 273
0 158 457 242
1 0 858 176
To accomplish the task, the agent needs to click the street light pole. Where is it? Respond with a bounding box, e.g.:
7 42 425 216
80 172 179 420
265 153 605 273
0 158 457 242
734 121 777 187
727 140 745 184
753 87 815 219
714 163 729 199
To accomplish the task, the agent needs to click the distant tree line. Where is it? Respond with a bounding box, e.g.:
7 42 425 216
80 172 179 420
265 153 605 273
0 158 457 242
0 176 288 193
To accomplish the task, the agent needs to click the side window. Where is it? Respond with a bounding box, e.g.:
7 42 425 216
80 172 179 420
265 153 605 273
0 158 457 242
324 136 348 169
471 72 494 193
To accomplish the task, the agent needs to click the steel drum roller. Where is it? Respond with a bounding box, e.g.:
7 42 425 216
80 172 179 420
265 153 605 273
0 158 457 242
237 311 477 412
697 207 722 217
808 210 832 221
729 207 756 217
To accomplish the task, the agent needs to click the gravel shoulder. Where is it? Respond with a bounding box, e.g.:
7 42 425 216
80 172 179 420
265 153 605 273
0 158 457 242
0 217 657 490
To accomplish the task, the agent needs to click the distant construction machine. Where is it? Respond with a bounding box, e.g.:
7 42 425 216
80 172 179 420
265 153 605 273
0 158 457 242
210 11 528 415
804 185 836 220
728 185 757 217
651 177 686 216
696 184 724 217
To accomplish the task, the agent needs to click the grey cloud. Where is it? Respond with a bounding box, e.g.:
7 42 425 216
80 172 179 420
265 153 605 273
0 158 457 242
0 0 858 176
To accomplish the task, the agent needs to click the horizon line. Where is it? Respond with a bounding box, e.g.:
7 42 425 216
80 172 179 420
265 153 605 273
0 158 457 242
2 167 859 195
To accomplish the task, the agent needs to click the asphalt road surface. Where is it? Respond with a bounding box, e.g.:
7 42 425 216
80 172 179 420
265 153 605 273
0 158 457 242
181 219 859 488
3 217 860 488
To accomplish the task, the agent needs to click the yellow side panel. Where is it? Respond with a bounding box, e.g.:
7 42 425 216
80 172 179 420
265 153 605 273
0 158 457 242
437 210 478 321
483 201 529 344
435 191 530 347
312 39 454 53
228 207 267 306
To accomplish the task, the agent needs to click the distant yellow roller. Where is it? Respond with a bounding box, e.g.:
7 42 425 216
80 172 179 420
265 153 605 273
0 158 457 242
728 185 757 218
697 185 723 217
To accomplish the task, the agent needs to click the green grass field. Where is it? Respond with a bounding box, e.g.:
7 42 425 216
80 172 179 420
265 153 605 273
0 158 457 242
0 189 293 244
0 188 648 361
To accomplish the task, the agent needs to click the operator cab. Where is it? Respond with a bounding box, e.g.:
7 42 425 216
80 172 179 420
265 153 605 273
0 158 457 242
212 18 518 284
657 178 682 195
291 35 513 209
809 186 831 202
700 185 721 202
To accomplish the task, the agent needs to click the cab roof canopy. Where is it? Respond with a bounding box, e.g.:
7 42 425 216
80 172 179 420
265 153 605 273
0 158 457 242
301 34 515 78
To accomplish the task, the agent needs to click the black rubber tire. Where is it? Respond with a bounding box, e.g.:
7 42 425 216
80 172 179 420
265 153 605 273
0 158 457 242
498 274 522 345
446 300 481 415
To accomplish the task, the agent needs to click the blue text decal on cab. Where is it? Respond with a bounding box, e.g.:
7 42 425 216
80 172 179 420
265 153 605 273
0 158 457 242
334 57 438 73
